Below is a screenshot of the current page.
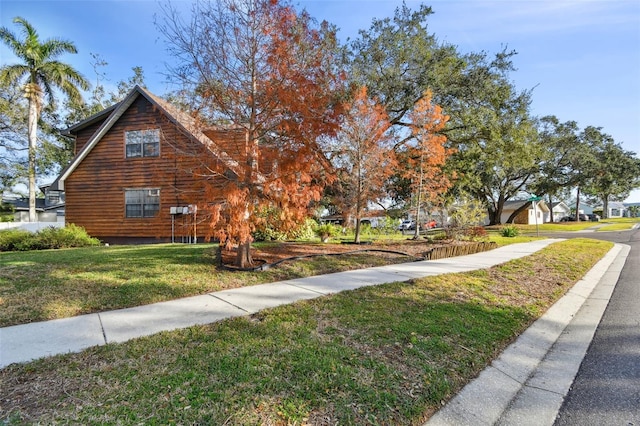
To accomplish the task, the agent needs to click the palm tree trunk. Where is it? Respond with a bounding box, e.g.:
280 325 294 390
27 97 38 222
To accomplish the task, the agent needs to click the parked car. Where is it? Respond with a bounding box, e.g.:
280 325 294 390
398 220 414 231
587 213 600 222
560 214 590 222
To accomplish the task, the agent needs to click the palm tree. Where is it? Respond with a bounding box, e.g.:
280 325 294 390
0 17 88 222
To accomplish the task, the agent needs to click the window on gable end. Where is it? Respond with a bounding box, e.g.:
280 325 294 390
125 129 160 158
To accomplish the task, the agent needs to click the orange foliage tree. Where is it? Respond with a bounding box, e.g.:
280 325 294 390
159 0 344 267
330 86 396 243
404 90 453 238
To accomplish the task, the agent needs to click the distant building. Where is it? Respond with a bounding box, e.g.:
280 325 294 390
4 185 65 223
498 200 549 225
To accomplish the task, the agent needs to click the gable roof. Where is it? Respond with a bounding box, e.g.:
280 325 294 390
502 200 550 213
62 103 118 136
607 201 626 209
51 86 240 191
550 201 570 210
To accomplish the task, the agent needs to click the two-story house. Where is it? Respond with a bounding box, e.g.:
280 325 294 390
51 85 241 244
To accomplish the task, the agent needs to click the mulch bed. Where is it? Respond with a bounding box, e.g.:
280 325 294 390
220 239 485 268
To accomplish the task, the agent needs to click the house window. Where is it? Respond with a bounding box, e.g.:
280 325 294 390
125 129 160 158
125 189 160 218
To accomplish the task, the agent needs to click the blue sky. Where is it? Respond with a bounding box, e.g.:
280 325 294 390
2 0 640 201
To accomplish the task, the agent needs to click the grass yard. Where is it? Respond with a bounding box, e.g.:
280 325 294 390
514 216 640 233
0 242 418 327
0 238 613 425
594 218 640 231
516 222 597 232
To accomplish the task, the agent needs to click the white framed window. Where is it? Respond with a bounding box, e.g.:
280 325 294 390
125 188 160 218
125 129 160 158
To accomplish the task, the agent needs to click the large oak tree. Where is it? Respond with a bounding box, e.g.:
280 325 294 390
348 2 527 222
581 127 640 217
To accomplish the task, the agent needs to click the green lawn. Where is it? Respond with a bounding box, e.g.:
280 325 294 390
0 238 613 424
511 216 640 233
0 243 419 327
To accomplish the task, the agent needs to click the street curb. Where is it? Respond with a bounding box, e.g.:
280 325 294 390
426 243 629 426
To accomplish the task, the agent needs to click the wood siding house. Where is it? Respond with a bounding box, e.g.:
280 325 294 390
52 86 241 243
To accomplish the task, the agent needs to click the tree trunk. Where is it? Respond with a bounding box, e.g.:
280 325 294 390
487 200 504 225
354 216 361 244
505 202 530 224
27 97 38 223
236 240 253 268
413 154 424 239
488 208 499 225
548 194 554 223
602 196 609 219
575 187 581 221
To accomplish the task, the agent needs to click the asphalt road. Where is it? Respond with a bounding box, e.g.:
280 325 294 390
549 228 640 426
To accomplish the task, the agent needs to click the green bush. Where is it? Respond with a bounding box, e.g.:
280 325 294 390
357 222 374 237
0 203 14 222
36 224 101 249
0 224 100 252
252 226 287 242
501 225 520 238
0 229 33 251
370 216 401 235
288 217 317 241
314 223 341 242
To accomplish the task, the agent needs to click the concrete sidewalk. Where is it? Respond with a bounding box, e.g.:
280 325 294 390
1 239 560 368
426 242 629 426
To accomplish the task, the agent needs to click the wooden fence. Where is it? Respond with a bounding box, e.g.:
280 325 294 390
422 241 498 260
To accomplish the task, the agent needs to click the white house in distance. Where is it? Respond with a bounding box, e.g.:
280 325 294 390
598 201 626 218
548 201 571 222
499 200 549 225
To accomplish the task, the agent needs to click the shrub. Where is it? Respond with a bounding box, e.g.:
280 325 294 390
376 216 401 235
36 224 100 249
314 223 340 242
253 227 287 242
0 229 33 251
357 222 374 237
501 225 520 238
288 217 317 241
464 225 489 241
0 202 14 222
0 224 100 252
